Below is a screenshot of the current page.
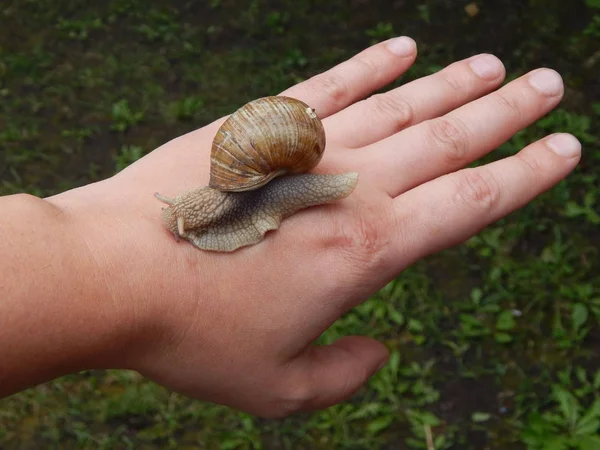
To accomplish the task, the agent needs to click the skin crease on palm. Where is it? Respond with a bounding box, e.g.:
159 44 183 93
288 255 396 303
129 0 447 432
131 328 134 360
8 36 580 418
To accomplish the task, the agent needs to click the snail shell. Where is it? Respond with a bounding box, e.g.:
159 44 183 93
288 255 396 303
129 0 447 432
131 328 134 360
209 96 326 192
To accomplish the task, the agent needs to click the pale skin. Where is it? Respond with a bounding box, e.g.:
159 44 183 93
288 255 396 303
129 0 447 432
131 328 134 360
0 37 581 418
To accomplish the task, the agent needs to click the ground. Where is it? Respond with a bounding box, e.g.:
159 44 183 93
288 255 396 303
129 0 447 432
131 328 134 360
1 0 599 449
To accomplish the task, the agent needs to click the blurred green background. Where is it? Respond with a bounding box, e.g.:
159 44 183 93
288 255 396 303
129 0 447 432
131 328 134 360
1 0 599 448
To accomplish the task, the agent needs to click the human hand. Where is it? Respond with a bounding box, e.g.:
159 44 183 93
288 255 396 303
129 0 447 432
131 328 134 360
48 36 580 417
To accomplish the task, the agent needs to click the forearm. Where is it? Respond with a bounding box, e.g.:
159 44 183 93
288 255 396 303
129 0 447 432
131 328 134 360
0 193 132 397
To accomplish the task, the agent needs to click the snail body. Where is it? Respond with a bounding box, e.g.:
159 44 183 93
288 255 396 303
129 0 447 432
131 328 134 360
155 96 358 252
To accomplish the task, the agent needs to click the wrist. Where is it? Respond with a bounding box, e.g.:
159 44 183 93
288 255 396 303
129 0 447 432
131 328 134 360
46 181 179 373
0 192 139 395
42 187 145 373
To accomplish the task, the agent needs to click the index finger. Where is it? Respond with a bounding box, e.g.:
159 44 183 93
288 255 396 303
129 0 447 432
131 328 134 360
280 37 417 118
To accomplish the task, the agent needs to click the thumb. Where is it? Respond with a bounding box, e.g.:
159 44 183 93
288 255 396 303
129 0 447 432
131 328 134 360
293 336 389 411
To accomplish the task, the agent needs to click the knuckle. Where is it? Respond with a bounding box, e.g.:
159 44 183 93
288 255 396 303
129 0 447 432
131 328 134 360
494 91 522 119
428 117 470 163
515 151 542 177
369 93 415 132
313 73 348 104
439 70 465 95
516 143 557 176
354 54 383 78
327 202 392 270
269 375 314 417
453 168 499 212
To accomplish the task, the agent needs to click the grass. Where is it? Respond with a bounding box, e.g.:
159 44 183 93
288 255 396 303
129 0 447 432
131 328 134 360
1 0 599 448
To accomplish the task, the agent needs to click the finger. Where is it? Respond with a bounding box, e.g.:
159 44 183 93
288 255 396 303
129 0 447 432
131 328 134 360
365 68 565 197
328 53 505 148
280 37 417 119
388 133 581 270
160 37 416 171
287 336 388 412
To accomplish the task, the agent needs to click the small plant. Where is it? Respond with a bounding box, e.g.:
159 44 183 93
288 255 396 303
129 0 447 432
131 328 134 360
521 383 600 449
282 48 308 69
494 309 518 344
365 22 395 43
56 16 103 40
583 14 600 37
564 192 600 225
110 100 144 132
134 8 181 43
165 96 204 122
536 109 596 144
405 409 454 449
264 11 290 34
114 145 144 172
418 4 431 24
61 126 96 144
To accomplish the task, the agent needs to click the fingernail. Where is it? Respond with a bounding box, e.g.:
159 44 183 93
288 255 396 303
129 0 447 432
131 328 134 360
386 36 416 57
546 133 581 158
528 69 563 96
469 54 503 80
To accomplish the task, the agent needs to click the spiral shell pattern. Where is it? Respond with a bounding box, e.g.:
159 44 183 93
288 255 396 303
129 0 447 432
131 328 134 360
209 96 326 192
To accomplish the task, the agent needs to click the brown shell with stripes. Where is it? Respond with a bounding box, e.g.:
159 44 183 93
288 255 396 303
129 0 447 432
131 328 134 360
209 96 326 192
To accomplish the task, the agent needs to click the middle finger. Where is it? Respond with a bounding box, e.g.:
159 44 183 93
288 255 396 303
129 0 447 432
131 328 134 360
326 53 505 148
363 67 565 197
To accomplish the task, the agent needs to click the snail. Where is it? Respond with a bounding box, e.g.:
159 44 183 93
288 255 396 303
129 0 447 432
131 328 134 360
154 96 359 252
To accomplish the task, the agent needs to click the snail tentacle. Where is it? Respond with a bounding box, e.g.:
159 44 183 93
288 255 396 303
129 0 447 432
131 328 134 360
154 193 176 206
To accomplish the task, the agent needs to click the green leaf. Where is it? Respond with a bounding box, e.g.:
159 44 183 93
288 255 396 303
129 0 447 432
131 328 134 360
434 435 447 448
388 350 401 378
576 366 588 384
495 332 513 343
408 318 424 332
553 386 580 427
545 437 570 450
564 201 586 218
419 411 441 427
585 0 600 8
472 412 491 422
471 287 483 302
522 412 557 442
366 415 394 435
347 402 382 421
575 400 600 436
572 303 589 331
575 416 600 436
405 437 423 448
389 308 405 326
406 409 441 427
496 310 516 331
580 435 600 450
594 370 600 389
460 313 483 327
